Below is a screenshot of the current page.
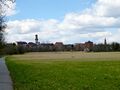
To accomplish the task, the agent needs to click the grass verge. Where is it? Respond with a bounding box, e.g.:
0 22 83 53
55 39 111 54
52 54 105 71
6 56 120 90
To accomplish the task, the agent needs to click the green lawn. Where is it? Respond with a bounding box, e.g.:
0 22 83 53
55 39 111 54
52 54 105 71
6 52 120 90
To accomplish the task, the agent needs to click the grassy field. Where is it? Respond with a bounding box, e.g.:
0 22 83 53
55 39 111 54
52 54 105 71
6 52 120 90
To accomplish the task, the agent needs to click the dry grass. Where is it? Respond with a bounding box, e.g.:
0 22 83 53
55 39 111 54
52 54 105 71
10 52 120 61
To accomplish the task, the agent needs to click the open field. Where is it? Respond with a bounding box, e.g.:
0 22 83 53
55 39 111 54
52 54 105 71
6 52 120 90
10 52 120 61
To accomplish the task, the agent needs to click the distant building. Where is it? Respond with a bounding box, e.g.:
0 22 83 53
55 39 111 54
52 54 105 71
28 42 37 47
55 42 64 51
16 41 27 47
84 41 94 51
74 43 85 51
40 43 54 51
35 34 40 45
104 38 107 45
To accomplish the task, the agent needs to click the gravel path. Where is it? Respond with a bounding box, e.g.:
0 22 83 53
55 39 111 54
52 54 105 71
0 58 13 90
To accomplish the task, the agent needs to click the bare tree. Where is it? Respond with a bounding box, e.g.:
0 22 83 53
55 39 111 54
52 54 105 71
0 0 15 49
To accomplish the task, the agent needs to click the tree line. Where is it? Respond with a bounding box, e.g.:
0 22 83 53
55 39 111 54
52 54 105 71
2 42 120 55
93 42 120 52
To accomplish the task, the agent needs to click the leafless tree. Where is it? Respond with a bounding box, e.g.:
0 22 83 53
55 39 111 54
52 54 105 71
0 0 15 48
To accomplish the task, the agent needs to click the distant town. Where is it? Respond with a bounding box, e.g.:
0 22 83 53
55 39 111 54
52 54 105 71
5 34 120 55
9 35 95 51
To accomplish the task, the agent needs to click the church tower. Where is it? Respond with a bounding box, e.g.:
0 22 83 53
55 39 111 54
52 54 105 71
104 38 107 45
35 34 38 44
104 38 107 51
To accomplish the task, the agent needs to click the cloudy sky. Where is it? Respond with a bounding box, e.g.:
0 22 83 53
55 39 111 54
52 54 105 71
5 0 120 44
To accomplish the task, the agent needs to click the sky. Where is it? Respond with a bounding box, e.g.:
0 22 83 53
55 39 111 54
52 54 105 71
9 0 96 20
5 0 120 44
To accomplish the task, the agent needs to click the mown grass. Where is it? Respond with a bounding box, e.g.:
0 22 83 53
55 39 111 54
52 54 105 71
6 52 120 90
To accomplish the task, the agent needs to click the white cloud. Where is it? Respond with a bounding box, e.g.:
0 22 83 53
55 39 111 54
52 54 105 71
84 0 120 17
59 13 119 31
95 0 120 17
5 0 120 44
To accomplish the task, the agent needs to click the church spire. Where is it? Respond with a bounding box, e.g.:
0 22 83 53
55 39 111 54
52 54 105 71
104 38 107 45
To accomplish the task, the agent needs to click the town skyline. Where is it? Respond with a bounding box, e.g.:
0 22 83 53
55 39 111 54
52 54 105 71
14 34 106 45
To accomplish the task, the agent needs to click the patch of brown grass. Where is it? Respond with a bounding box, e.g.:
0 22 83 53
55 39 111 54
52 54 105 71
10 52 120 61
